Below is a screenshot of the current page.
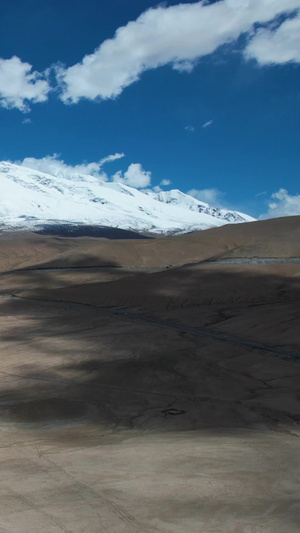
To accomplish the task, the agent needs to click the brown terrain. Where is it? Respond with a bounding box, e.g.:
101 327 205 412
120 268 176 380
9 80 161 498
0 216 299 532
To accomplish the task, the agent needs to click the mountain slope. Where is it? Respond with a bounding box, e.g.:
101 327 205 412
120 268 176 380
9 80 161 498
0 162 254 234
148 189 250 223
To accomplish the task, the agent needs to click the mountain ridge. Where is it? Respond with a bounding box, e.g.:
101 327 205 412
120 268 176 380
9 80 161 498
0 161 255 235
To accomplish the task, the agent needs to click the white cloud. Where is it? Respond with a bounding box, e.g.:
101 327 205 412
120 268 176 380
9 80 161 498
245 13 300 64
185 125 195 132
160 178 171 187
99 152 125 166
173 60 195 73
260 188 300 218
21 118 32 125
187 187 225 207
202 119 214 128
57 0 300 104
113 163 151 188
0 56 50 112
18 152 126 180
152 185 162 193
19 154 108 180
17 155 152 189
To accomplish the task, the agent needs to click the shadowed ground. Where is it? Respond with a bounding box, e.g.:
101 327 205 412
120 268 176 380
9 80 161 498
0 217 299 532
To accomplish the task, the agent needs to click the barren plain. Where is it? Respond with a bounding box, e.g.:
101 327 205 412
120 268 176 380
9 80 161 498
0 216 300 532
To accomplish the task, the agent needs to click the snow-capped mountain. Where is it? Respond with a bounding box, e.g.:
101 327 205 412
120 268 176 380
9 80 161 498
0 162 255 234
148 189 250 224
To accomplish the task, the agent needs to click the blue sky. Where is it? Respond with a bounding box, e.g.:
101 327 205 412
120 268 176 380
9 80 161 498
0 0 299 218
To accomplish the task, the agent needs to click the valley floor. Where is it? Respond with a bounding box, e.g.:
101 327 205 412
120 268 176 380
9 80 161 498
0 226 300 532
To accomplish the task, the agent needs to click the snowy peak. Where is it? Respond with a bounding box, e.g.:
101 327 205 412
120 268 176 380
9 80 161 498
149 189 252 224
0 161 255 234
